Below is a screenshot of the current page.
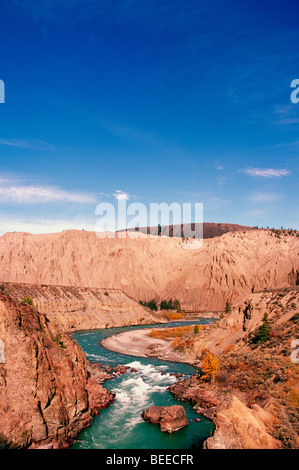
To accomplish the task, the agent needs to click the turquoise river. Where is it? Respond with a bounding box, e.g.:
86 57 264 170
71 319 216 450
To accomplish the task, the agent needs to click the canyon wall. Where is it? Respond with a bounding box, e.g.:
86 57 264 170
0 282 161 332
0 229 298 311
0 292 114 449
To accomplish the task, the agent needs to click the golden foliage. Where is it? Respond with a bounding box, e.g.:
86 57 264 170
164 312 183 320
201 351 220 383
172 336 180 349
149 325 194 339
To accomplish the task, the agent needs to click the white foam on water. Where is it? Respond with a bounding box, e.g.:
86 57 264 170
124 414 144 429
125 360 178 386
86 352 106 362
107 360 180 433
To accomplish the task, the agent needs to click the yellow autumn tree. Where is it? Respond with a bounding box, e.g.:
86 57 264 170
200 351 220 385
172 336 180 349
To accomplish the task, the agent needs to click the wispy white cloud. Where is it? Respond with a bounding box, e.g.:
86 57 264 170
247 192 281 203
242 167 290 178
100 118 163 148
0 175 96 204
0 138 55 150
112 190 130 201
271 105 299 125
272 140 299 150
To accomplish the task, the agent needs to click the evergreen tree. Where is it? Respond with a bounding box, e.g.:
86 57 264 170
225 300 231 314
253 313 271 343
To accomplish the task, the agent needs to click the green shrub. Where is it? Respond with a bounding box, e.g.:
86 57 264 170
289 313 299 323
225 300 231 314
22 296 34 306
53 333 66 349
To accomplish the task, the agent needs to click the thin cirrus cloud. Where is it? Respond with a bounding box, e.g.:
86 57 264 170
243 167 290 178
0 139 56 151
247 192 281 203
0 178 96 204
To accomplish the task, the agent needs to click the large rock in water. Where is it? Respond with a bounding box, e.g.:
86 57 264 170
141 405 189 433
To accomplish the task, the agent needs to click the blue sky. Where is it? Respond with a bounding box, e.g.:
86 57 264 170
0 0 299 233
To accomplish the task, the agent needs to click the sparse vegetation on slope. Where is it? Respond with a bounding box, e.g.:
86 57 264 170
167 287 299 448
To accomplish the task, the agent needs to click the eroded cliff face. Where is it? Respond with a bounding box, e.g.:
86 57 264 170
185 286 299 360
170 286 299 449
0 282 162 333
169 379 281 449
0 293 113 449
0 229 298 311
204 396 281 449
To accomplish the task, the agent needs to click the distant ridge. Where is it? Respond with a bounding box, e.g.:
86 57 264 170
119 222 254 239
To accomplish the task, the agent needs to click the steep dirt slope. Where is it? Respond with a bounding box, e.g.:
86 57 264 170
185 286 299 359
0 229 298 310
0 282 161 332
170 286 299 448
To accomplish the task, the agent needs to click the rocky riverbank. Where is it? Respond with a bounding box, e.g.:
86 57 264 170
169 377 281 449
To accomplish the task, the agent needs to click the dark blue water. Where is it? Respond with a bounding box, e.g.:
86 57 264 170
71 320 215 449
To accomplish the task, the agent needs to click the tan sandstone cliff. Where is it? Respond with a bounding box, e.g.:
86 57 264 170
204 396 281 449
0 229 298 311
0 282 162 332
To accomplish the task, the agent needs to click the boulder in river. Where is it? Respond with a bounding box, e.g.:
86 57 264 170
141 405 189 433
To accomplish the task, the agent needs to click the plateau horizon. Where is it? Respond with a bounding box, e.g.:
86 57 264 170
95 200 203 248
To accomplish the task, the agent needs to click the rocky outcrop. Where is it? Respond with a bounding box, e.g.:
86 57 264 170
184 286 299 360
0 292 114 449
169 379 222 420
141 405 189 433
204 396 281 449
0 282 161 333
0 229 298 311
169 378 282 448
168 286 299 449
